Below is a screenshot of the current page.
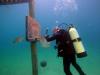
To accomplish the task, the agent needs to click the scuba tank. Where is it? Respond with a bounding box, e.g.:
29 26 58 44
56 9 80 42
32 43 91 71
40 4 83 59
67 24 87 58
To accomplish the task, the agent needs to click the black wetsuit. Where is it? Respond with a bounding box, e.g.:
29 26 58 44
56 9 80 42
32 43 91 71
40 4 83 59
45 29 85 75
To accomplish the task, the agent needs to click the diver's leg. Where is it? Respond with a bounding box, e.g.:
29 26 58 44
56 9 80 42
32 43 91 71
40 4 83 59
63 57 72 75
71 55 85 75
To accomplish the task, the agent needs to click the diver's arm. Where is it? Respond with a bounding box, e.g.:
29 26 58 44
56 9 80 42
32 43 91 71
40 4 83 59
45 34 56 42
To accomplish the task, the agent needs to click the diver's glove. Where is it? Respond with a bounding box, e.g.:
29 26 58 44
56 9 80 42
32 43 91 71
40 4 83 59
44 35 49 40
57 50 64 57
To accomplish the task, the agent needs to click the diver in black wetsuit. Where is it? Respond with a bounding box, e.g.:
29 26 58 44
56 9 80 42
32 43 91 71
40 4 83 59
45 26 86 75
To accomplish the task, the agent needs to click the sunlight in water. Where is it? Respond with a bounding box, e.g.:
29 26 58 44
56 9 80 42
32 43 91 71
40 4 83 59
54 0 78 24
54 0 78 12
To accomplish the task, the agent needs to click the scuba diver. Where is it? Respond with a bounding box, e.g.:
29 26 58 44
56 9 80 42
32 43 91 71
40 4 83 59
45 24 86 75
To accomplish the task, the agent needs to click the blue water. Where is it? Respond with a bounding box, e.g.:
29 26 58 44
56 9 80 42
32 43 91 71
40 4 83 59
0 0 100 75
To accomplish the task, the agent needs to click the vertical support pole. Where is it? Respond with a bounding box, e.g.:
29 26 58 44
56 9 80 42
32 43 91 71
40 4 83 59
28 0 38 75
29 0 35 17
30 41 38 75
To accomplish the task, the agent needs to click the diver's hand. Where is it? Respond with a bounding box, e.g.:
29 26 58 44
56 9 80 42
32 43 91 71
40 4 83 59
44 35 49 40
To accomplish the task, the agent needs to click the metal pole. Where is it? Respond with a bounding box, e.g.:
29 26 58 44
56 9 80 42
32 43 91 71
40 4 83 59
28 0 38 75
30 41 38 75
